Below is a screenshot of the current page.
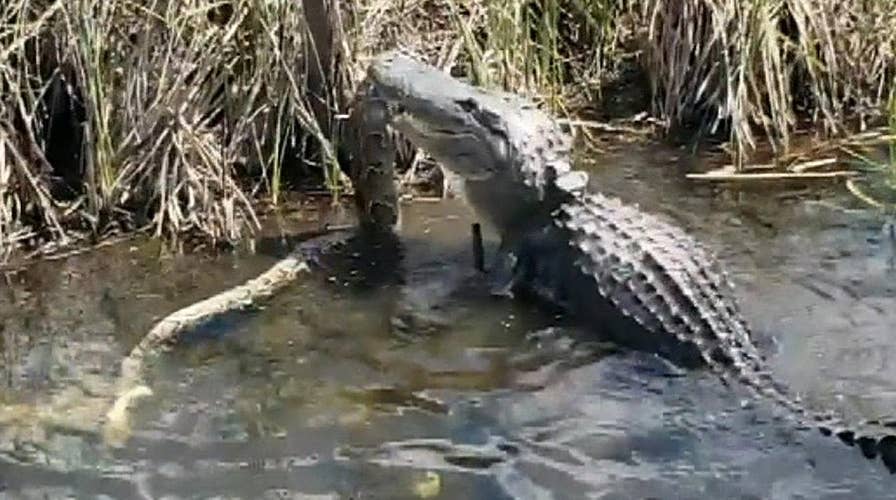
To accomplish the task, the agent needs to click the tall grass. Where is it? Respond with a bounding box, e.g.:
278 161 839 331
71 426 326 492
1 0 352 259
1 1 69 259
2 0 896 261
639 0 896 165
446 0 622 112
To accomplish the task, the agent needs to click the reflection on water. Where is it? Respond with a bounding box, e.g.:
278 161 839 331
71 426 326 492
2 144 896 498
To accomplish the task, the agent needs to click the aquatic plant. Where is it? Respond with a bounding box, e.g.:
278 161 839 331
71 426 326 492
842 84 896 211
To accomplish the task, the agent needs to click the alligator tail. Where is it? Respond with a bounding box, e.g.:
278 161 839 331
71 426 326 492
722 361 896 473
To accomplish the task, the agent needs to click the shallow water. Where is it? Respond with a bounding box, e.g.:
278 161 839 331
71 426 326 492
2 144 896 499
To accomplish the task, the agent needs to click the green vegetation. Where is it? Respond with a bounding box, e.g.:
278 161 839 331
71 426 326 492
2 0 895 261
841 86 896 211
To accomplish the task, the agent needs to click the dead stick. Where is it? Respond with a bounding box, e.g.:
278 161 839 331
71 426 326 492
471 223 484 272
687 170 858 181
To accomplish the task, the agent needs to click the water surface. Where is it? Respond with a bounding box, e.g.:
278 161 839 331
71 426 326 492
2 144 896 499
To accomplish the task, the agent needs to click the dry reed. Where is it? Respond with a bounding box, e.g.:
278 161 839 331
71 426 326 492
1 0 894 260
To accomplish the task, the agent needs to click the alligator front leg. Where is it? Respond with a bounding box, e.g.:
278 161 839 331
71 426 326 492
486 228 550 299
487 224 573 305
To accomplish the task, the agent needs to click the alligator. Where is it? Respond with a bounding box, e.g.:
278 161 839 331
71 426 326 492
349 49 896 473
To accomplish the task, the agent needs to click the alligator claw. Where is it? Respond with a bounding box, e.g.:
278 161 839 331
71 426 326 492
489 276 516 299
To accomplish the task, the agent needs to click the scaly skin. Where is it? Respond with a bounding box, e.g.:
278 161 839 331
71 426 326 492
358 49 896 473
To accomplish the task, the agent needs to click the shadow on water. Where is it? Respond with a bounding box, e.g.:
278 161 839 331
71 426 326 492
2 143 896 498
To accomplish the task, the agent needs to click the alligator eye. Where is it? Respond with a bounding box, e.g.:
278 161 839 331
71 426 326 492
456 98 478 114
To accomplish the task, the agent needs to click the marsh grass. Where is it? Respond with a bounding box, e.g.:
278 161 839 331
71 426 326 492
639 0 896 166
841 85 896 210
1 1 69 259
446 0 622 113
1 0 352 259
2 0 895 260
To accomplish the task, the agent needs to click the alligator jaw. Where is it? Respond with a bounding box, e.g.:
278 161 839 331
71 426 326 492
368 50 509 183
367 51 589 203
391 113 496 181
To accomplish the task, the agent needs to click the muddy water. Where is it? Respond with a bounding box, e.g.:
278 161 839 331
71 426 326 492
2 144 896 499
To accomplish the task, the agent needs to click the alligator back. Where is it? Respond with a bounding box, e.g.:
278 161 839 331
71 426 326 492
564 193 760 368
515 192 768 373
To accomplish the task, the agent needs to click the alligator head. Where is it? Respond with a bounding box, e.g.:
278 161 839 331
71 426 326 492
367 51 589 203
